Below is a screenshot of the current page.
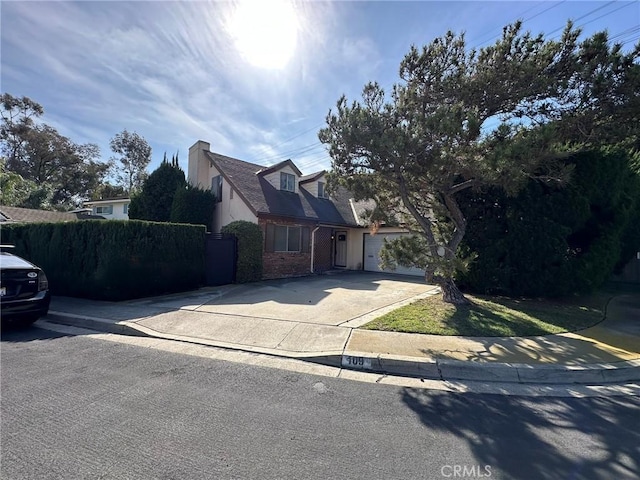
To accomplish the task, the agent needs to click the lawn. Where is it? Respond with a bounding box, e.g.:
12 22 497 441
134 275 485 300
361 292 607 337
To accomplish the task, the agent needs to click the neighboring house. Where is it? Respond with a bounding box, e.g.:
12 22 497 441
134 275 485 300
83 197 131 220
188 140 425 279
0 206 104 224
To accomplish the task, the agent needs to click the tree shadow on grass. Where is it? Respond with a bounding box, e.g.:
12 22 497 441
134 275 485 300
402 388 640 479
440 296 604 337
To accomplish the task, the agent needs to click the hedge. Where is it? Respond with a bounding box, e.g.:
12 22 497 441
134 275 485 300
221 220 263 283
1 220 206 300
457 147 640 297
170 184 216 232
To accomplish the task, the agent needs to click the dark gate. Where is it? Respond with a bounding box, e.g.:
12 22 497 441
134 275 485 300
205 233 237 286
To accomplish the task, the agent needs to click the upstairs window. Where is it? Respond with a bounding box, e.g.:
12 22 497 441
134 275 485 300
280 172 295 192
318 182 329 199
211 175 222 203
123 204 129 214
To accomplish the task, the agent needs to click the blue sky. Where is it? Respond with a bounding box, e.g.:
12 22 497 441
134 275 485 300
2 1 639 179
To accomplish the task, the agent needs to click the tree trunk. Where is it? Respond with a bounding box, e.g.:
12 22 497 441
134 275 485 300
440 277 470 305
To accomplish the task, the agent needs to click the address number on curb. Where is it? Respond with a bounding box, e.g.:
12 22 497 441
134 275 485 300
341 356 372 370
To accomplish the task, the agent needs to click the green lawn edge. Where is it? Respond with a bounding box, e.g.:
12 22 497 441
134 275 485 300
361 291 610 337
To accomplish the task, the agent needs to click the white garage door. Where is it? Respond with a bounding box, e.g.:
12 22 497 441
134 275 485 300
363 233 426 277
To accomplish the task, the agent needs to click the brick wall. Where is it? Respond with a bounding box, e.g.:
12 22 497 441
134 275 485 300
259 216 315 279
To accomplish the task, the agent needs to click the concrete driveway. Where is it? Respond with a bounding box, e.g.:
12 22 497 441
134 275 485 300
196 272 439 327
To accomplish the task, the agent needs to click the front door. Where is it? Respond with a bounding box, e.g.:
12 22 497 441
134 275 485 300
334 231 347 267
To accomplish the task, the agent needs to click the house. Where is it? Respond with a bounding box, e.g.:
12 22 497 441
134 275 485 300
0 206 104 223
83 197 131 220
188 140 425 279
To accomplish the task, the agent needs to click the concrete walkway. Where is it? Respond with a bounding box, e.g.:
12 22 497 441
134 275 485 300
43 278 640 385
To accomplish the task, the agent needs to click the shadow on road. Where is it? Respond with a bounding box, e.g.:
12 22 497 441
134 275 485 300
401 387 640 479
1 323 74 342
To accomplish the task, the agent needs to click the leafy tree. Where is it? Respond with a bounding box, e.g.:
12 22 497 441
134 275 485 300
91 183 128 201
1 93 109 209
170 183 216 231
129 157 185 222
319 22 639 303
110 129 152 193
21 125 107 207
1 158 38 205
0 93 43 165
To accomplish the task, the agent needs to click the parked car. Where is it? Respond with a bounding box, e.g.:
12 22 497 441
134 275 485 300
0 246 50 328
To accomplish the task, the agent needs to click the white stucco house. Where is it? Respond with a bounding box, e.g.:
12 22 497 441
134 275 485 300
83 197 131 220
188 140 424 279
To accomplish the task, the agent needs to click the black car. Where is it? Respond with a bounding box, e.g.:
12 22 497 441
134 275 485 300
0 247 51 327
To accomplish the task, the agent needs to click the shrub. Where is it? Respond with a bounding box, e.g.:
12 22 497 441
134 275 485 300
221 221 263 283
1 220 206 300
129 160 186 222
170 183 216 232
457 147 640 297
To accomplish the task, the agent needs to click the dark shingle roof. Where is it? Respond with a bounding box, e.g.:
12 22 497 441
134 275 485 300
0 206 79 223
0 206 107 223
206 151 358 226
299 171 326 184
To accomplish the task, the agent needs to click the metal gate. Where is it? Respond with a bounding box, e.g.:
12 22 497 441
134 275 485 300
205 233 237 286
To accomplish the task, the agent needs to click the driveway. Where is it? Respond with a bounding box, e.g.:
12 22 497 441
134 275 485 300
196 272 438 326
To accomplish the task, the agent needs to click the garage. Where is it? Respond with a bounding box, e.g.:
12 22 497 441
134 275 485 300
363 232 426 277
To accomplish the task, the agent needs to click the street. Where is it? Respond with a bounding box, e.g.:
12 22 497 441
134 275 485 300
2 324 639 480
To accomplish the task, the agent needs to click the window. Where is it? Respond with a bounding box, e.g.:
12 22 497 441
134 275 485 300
318 182 329 199
211 175 222 203
265 224 310 253
95 205 113 215
123 203 129 214
280 172 295 192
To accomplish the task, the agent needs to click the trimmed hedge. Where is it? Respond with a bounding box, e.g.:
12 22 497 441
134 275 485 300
457 147 640 297
1 220 206 300
221 221 263 283
170 184 216 232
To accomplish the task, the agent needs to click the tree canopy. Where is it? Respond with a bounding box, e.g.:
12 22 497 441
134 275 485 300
110 129 152 194
128 155 186 222
319 21 640 303
1 93 109 209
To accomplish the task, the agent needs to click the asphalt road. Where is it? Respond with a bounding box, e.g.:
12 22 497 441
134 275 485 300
2 325 639 480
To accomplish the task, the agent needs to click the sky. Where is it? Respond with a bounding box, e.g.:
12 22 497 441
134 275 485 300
2 1 639 180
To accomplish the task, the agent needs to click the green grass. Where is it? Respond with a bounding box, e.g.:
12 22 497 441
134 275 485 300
362 293 607 337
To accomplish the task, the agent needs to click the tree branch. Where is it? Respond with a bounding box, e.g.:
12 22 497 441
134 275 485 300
441 192 467 255
448 178 476 195
395 167 439 257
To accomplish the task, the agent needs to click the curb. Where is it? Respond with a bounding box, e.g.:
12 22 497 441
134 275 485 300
45 312 640 385
46 312 149 337
339 352 640 384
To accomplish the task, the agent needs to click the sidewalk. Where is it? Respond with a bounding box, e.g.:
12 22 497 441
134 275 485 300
44 289 640 385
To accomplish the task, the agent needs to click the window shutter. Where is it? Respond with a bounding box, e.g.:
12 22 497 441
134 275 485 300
301 227 310 253
265 223 275 252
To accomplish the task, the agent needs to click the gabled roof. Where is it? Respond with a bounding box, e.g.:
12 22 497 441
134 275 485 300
256 159 303 177
205 151 358 226
299 171 326 184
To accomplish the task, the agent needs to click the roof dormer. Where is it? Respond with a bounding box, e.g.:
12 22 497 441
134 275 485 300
257 159 302 193
299 170 329 199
